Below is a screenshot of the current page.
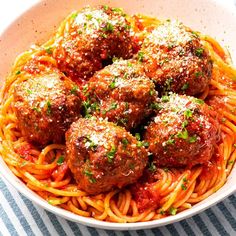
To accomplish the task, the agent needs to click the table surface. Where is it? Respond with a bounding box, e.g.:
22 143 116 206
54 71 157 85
1 0 236 235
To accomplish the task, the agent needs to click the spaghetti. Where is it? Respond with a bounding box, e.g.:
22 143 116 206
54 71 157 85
1 8 236 223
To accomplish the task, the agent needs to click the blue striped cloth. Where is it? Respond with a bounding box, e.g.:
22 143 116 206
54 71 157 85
1 1 236 235
0 175 236 235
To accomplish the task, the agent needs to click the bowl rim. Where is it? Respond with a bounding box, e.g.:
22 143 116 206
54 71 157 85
0 0 236 230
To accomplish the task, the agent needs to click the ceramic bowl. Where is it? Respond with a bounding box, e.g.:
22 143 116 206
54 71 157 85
0 0 236 230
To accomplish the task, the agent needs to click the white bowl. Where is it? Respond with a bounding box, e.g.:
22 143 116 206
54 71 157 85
0 0 236 230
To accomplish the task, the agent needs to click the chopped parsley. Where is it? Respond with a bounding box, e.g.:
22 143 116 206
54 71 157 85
112 57 118 63
107 145 117 162
90 102 100 112
142 141 149 147
159 58 170 66
70 85 78 95
15 70 21 75
83 100 100 117
148 162 157 172
82 100 91 117
125 102 129 110
101 33 107 38
46 101 52 115
33 107 40 113
189 135 197 143
82 84 88 94
102 102 118 114
161 95 169 102
26 89 33 95
195 48 204 57
181 83 189 91
71 12 78 19
45 46 53 54
182 120 189 128
149 89 155 96
137 141 149 148
109 79 117 89
109 102 118 110
181 183 187 190
169 207 177 215
150 102 162 111
127 61 133 67
117 118 128 126
179 49 185 56
183 177 188 183
85 136 98 151
166 138 175 145
193 98 204 104
177 129 188 140
135 133 141 141
138 51 144 62
137 141 143 147
121 138 129 148
167 43 175 49
103 22 114 32
194 71 203 78
184 109 193 118
124 24 131 30
57 156 64 165
164 77 173 91
160 210 165 215
84 170 96 183
85 14 93 20
112 7 124 14
103 5 109 11
192 31 199 38
162 119 169 125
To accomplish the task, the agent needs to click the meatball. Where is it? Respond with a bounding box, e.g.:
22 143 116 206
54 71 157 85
54 6 136 83
13 71 82 146
66 118 148 195
144 93 220 167
139 20 212 95
84 59 158 130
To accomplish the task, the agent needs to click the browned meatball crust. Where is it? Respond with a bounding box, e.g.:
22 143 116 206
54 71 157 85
66 118 148 195
139 20 212 95
54 6 136 83
83 59 158 130
13 71 82 146
144 94 220 167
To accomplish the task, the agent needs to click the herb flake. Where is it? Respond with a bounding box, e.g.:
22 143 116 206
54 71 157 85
57 156 64 165
70 85 78 95
177 129 188 140
148 162 157 172
195 48 204 57
46 101 52 115
184 109 193 118
169 207 177 215
181 83 189 91
138 52 144 62
107 145 117 162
